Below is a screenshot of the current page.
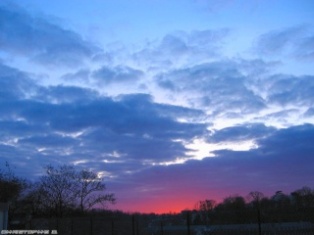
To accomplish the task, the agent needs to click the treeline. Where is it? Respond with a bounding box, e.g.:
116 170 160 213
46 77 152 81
193 188 314 225
0 163 115 218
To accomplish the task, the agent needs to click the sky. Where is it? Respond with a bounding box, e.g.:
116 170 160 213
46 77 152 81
0 0 314 214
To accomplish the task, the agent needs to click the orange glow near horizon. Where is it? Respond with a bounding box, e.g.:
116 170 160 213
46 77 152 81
112 190 225 214
114 198 194 214
108 184 279 214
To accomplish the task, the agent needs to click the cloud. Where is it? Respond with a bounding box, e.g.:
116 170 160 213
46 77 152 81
256 124 314 157
35 85 99 103
132 29 229 70
0 1 100 67
295 35 314 60
255 25 314 60
264 74 314 106
18 134 78 148
0 66 208 175
0 63 37 100
211 124 314 177
209 123 275 143
92 65 143 85
62 69 91 83
152 57 312 127
156 60 266 114
304 108 314 117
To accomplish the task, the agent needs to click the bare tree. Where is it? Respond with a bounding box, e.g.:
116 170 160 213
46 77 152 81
249 191 264 203
195 199 216 225
34 164 116 216
248 191 264 235
75 169 115 212
38 165 77 217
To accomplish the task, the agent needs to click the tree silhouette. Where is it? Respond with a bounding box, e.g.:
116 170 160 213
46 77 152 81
195 199 216 225
248 191 264 235
0 162 25 203
75 169 115 212
31 164 116 216
38 165 77 217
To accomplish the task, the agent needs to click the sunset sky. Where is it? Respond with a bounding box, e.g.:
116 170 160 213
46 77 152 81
0 0 314 213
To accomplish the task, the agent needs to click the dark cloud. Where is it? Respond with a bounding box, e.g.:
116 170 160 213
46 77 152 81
35 85 99 103
0 1 100 67
0 66 208 174
81 128 191 162
0 120 48 142
0 63 37 100
209 123 275 143
92 65 143 85
64 94 207 162
256 124 314 157
18 134 78 148
212 124 314 172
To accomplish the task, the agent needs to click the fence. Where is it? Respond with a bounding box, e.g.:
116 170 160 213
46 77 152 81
11 216 314 235
29 216 139 235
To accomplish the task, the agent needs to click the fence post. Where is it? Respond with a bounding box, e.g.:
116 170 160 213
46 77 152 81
160 220 164 235
257 207 262 235
71 218 73 235
90 216 93 235
187 211 191 235
132 215 135 235
136 217 139 235
111 219 114 235
29 219 32 230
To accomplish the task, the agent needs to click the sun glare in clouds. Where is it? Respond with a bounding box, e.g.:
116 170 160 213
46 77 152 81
156 137 259 166
186 138 258 160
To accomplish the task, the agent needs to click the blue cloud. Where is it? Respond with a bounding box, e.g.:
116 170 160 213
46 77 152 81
35 85 99 103
209 123 275 143
0 65 208 171
304 108 314 117
0 1 100 67
256 124 314 157
265 74 314 106
156 60 266 113
132 29 228 70
255 25 314 61
92 65 143 84
0 63 36 100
